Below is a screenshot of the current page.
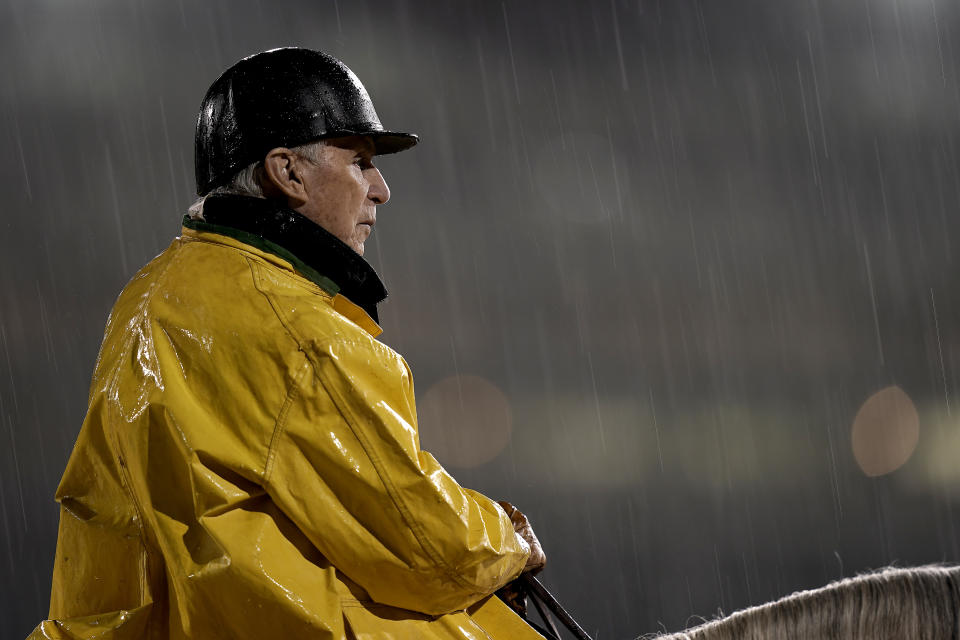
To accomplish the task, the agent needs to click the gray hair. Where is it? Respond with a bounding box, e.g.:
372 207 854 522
646 565 960 640
187 140 328 219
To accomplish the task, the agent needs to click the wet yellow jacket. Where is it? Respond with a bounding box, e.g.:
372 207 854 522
29 220 540 639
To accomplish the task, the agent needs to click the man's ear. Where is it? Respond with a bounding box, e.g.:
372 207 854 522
261 147 308 207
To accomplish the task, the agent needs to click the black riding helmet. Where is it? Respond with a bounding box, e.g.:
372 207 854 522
195 47 418 196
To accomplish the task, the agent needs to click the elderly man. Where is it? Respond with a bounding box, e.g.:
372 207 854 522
30 48 545 639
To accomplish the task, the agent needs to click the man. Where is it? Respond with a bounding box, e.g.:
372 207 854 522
29 47 546 639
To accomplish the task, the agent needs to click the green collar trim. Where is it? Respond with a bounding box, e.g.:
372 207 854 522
182 215 341 296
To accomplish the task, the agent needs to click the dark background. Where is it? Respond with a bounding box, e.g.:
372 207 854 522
3 1 960 638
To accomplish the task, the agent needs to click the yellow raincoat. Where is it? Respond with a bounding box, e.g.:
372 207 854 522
29 208 541 639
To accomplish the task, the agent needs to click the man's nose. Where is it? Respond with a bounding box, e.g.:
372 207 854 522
367 168 390 205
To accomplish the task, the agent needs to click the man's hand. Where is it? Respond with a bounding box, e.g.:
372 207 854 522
497 501 546 574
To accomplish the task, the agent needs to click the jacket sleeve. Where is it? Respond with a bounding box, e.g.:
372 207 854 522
262 336 530 615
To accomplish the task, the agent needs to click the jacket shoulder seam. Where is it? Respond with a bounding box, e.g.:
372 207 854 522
244 257 315 482
263 360 312 484
244 257 314 344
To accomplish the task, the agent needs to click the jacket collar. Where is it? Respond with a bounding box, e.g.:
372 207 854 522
182 194 387 323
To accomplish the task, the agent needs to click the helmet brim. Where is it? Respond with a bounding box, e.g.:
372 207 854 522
312 130 419 156
369 131 419 155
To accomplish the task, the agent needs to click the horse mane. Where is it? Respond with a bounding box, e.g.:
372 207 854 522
646 565 960 640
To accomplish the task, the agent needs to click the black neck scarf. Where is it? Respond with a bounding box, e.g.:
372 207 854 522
186 194 387 323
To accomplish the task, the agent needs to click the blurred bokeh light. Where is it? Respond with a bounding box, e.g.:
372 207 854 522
418 374 513 468
851 386 919 477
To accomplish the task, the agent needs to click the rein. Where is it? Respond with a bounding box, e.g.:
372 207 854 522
518 574 595 640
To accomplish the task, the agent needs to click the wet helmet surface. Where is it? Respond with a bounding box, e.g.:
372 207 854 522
195 47 418 195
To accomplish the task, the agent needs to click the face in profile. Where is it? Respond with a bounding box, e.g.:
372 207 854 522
295 136 391 256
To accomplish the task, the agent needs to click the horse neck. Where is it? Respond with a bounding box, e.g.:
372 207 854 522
653 565 960 640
